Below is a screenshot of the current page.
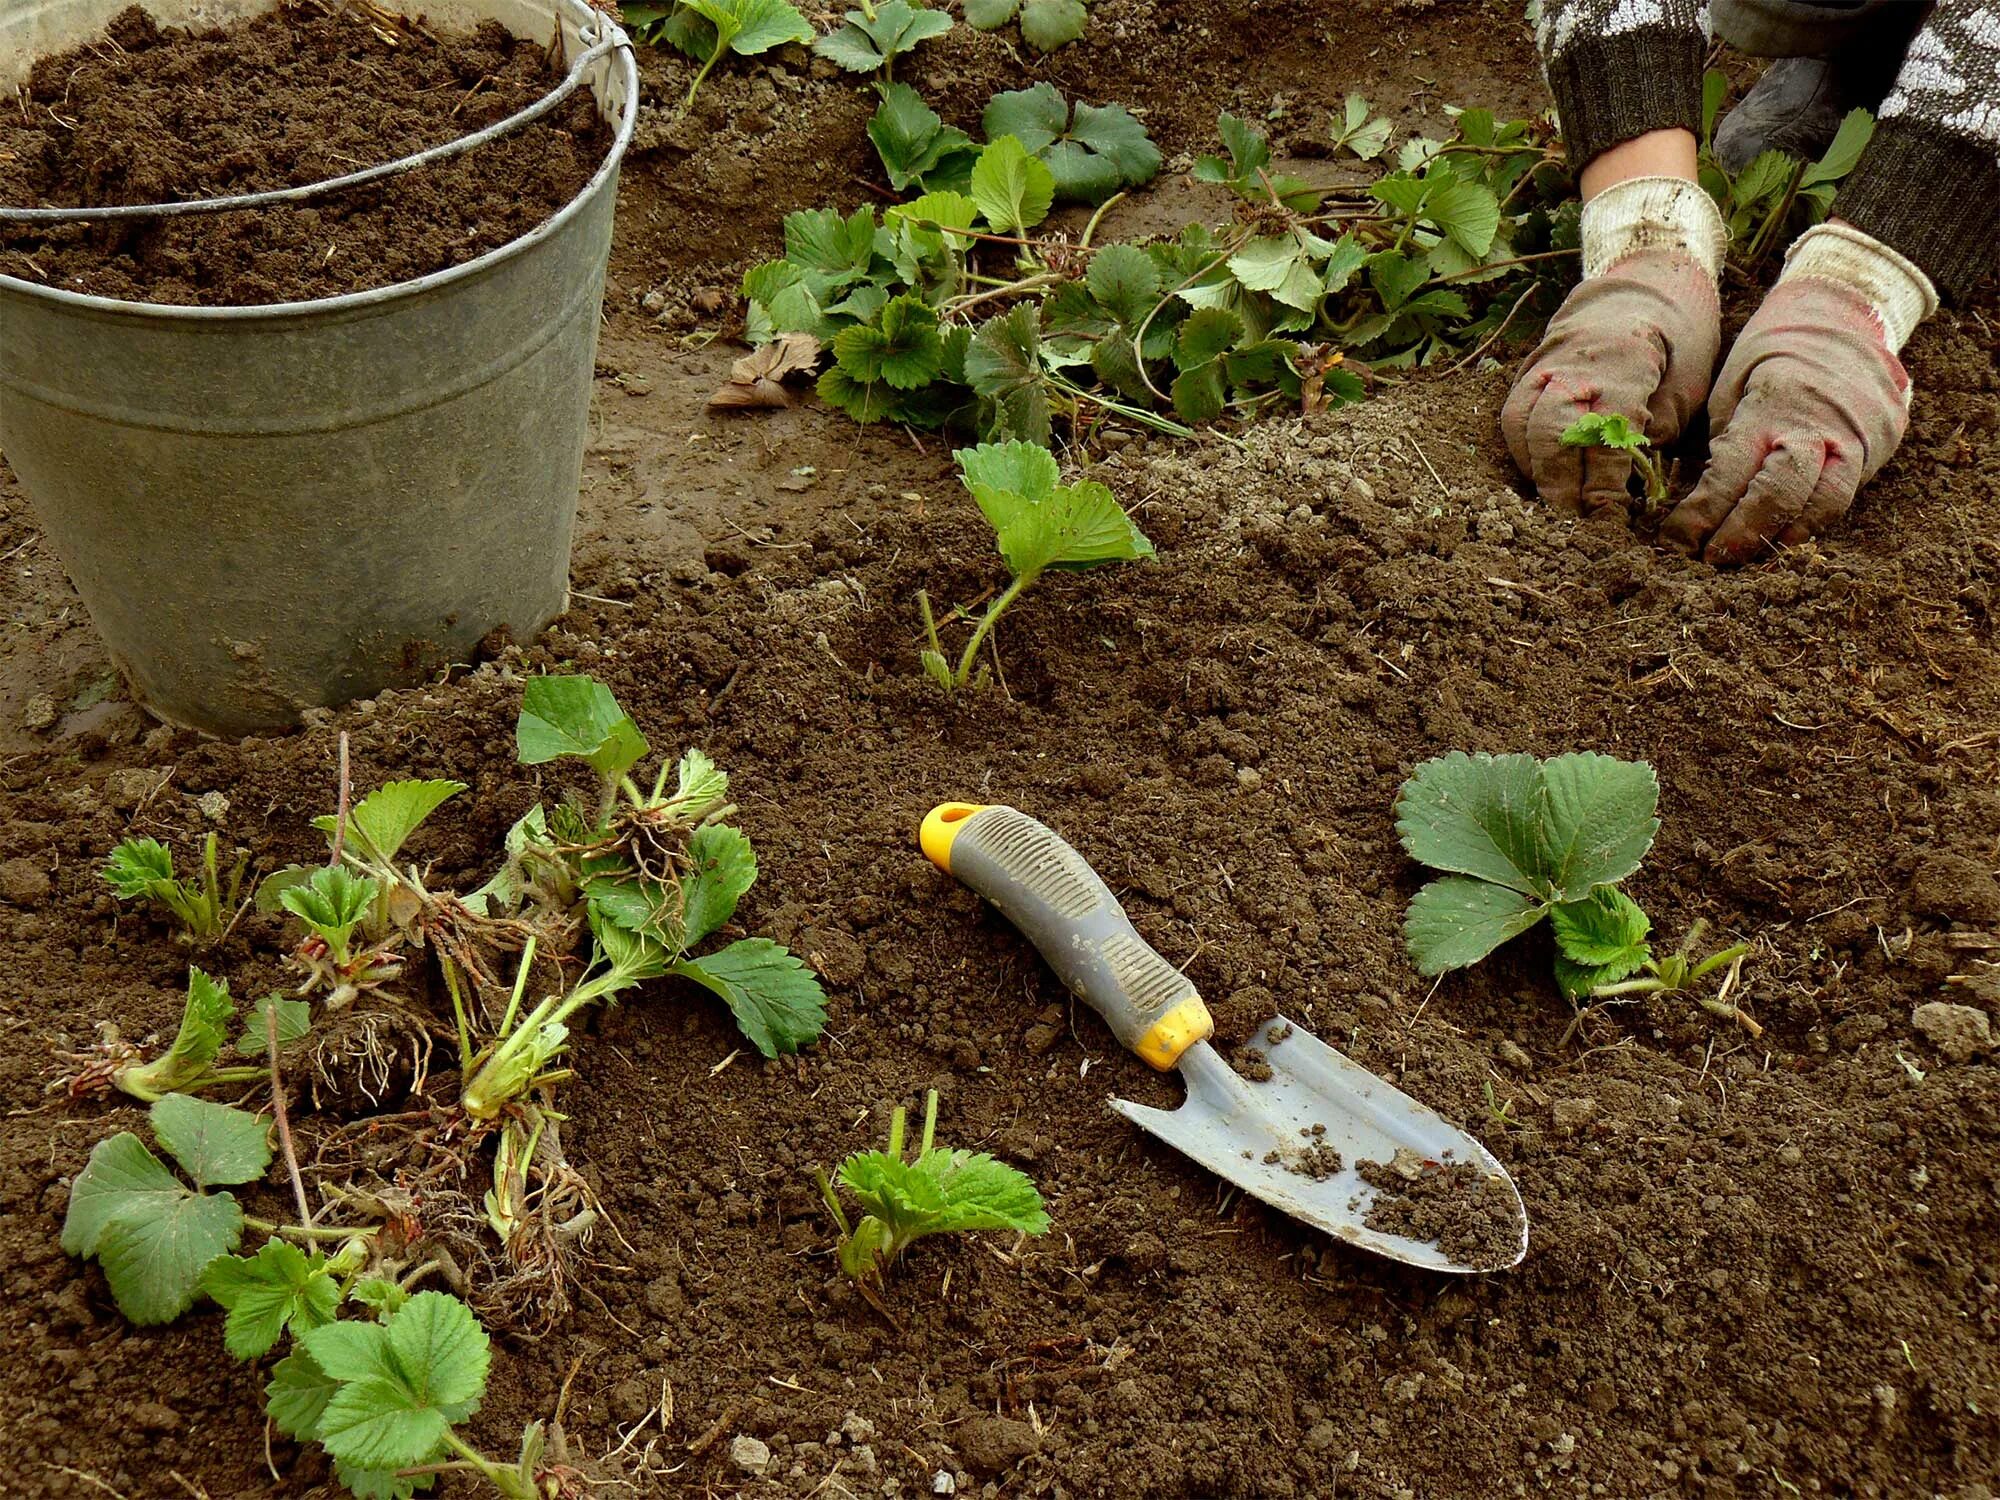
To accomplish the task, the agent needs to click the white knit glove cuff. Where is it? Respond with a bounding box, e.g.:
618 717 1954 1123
1782 221 1939 352
1580 175 1728 286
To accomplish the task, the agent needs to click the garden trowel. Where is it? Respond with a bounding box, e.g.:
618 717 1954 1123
921 802 1527 1274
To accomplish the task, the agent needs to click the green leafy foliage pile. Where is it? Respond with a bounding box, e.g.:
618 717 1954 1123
1395 751 1663 998
1698 69 1875 263
742 98 1584 442
818 1089 1049 1286
814 0 954 76
918 441 1153 692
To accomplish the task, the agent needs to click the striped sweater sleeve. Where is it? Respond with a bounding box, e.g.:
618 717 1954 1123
1534 0 1710 173
1835 1 2000 298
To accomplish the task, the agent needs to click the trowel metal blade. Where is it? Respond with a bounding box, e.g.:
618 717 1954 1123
1109 1018 1528 1273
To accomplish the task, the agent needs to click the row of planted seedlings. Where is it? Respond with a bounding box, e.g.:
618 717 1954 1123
64 676 1048 1497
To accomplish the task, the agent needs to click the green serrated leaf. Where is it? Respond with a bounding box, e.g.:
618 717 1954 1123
117 967 235 1102
1084 243 1159 326
964 306 1051 445
1550 887 1653 972
706 0 812 52
238 994 312 1057
970 135 1056 232
1802 107 1874 187
201 1240 341 1359
1174 305 1243 370
963 0 1018 27
1214 112 1270 181
254 863 317 917
61 1132 186 1259
350 1276 410 1319
1537 753 1660 900
268 1346 339 1441
96 1189 244 1325
834 295 945 390
982 81 1068 151
151 1094 271 1188
818 364 907 425
1019 0 1086 49
1395 751 1550 897
1227 236 1323 312
680 825 759 948
103 837 175 899
1423 177 1502 260
1561 412 1648 454
1170 362 1227 424
1334 93 1392 160
516 676 650 782
312 780 466 866
1366 249 1431 312
955 441 1153 579
814 0 951 71
1404 876 1549 975
304 1292 489 1470
279 866 378 959
672 939 827 1057
868 82 976 192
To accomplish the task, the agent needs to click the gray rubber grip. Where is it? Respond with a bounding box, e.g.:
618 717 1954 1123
948 805 1199 1056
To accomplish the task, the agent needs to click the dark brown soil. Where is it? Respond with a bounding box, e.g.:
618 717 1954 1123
1357 1149 1522 1269
3 3 2000 1498
0 4 609 305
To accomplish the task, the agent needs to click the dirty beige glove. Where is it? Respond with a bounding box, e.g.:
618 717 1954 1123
1502 176 1725 515
1663 222 1936 564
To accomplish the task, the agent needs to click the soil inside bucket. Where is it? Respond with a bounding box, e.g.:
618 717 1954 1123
0 3 611 306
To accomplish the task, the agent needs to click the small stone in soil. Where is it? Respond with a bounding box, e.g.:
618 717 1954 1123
1357 1149 1521 1267
728 1434 772 1474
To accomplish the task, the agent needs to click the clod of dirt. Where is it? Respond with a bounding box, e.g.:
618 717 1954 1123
0 857 49 906
1910 853 2000 924
0 6 610 305
1233 1044 1274 1082
1356 1149 1522 1268
1911 1001 1993 1062
953 1415 1040 1473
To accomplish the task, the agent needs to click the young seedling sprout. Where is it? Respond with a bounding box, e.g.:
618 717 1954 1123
102 833 248 946
817 1088 1049 1298
1559 412 1668 508
919 441 1155 693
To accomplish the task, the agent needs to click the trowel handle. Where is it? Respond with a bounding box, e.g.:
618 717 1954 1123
920 803 1213 1070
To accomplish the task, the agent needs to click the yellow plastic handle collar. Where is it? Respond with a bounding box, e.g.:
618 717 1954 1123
919 802 989 873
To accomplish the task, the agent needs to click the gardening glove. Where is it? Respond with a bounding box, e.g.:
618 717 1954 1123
1502 176 1726 516
1663 221 1936 565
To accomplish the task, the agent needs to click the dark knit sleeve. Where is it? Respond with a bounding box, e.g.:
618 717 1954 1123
1831 0 2000 300
1535 0 1709 171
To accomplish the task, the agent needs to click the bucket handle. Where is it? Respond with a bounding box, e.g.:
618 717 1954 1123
0 27 631 224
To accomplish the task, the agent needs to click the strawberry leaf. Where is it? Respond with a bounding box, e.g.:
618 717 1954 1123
516 675 649 782
672 939 828 1057
200 1240 341 1359
970 135 1056 232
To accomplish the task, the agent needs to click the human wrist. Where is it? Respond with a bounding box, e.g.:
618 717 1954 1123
1579 174 1727 286
1781 220 1938 351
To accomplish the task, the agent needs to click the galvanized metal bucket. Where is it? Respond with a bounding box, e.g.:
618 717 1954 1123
0 0 638 735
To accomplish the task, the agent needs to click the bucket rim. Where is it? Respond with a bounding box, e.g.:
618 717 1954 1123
0 0 639 322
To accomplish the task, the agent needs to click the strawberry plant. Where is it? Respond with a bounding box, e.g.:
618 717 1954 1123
964 0 1088 52
1560 412 1667 507
982 83 1159 205
62 966 270 1102
61 1094 275 1323
102 833 247 946
622 0 812 104
917 440 1154 692
813 0 953 78
277 1291 552 1499
816 1089 1049 1285
738 102 1582 449
499 674 826 1059
1395 751 1664 997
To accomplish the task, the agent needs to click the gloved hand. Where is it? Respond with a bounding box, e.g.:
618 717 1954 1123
1503 176 1726 515
1663 223 1934 564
